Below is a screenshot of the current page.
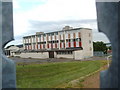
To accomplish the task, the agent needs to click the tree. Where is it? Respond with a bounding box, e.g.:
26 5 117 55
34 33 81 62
108 46 112 50
93 41 108 54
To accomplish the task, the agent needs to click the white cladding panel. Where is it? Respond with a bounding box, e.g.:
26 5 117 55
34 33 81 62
66 42 69 47
38 37 40 42
38 44 40 49
61 34 63 40
23 39 25 43
26 39 28 43
41 35 43 42
52 36 55 40
62 43 64 48
44 36 46 41
76 41 79 47
70 33 73 39
65 34 68 39
33 38 35 43
29 38 31 43
32 44 34 50
56 35 59 40
48 36 51 41
76 32 78 38
34 37 36 42
32 38 34 43
28 38 30 43
32 37 36 43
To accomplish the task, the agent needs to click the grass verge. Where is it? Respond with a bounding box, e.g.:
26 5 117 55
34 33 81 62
16 60 107 88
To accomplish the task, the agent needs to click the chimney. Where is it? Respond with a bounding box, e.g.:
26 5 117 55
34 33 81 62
62 26 73 31
36 32 44 35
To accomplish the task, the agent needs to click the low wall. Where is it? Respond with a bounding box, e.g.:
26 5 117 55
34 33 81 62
56 54 74 59
74 50 84 60
20 52 49 59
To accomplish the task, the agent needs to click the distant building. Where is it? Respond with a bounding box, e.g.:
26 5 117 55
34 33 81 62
21 26 93 60
4 44 23 57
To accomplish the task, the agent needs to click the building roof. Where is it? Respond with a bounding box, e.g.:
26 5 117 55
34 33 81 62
22 47 83 52
23 27 92 38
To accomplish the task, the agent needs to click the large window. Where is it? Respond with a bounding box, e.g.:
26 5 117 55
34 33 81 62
56 51 73 55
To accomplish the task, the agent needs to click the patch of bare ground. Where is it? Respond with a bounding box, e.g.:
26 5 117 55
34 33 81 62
56 65 108 88
81 65 108 88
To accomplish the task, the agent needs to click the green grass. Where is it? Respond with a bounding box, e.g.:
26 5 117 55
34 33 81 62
16 60 106 88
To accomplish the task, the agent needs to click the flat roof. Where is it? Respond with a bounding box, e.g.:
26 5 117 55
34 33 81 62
22 47 83 52
23 27 92 38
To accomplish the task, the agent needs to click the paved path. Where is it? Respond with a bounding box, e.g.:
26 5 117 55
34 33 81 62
9 56 110 64
9 57 74 63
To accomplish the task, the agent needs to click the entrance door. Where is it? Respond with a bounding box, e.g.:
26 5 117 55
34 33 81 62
49 51 54 58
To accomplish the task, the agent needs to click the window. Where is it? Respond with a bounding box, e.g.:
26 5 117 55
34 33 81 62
51 33 54 36
56 51 73 55
71 39 73 42
47 34 50 36
55 32 58 35
68 39 71 42
60 40 64 42
79 38 81 42
76 38 79 42
73 39 76 42
43 44 45 48
66 39 68 42
89 33 91 37
89 40 91 44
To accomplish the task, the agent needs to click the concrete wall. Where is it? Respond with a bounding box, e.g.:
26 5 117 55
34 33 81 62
80 29 93 58
74 50 84 60
56 54 74 59
11 49 91 60
11 52 21 57
20 52 49 59
54 52 57 58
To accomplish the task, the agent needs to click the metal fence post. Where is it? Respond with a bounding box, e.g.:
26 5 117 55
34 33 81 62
96 0 119 89
0 0 16 88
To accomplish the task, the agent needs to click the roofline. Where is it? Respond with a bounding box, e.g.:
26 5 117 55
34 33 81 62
23 27 92 38
21 47 83 52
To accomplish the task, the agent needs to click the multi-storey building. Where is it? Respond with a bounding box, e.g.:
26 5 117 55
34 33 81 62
22 26 93 59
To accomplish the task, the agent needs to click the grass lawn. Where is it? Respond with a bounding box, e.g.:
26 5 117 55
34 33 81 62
16 60 107 88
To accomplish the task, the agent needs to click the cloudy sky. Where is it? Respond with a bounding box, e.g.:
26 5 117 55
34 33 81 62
8 0 110 46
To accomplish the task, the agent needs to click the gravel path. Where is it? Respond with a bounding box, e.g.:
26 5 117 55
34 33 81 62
9 56 110 64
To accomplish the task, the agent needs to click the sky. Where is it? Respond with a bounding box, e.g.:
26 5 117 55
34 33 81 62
7 0 110 46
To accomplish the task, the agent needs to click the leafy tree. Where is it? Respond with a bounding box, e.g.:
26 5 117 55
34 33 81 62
108 46 112 50
93 41 108 54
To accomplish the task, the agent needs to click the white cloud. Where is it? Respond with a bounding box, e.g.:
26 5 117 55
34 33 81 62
8 0 110 46
13 0 97 35
13 12 31 36
24 0 97 21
